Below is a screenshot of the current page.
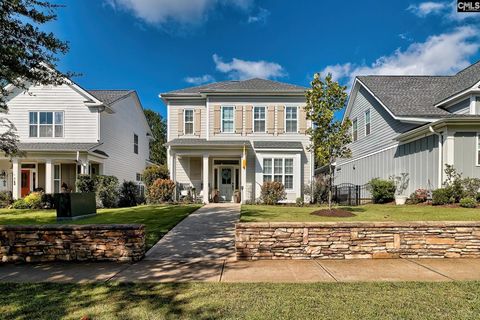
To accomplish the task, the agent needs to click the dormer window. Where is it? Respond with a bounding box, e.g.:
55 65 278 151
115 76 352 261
29 111 63 138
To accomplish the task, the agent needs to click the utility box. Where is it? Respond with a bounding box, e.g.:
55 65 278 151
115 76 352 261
55 192 96 220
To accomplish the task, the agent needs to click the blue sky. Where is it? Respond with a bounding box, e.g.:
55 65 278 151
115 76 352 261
49 1 480 117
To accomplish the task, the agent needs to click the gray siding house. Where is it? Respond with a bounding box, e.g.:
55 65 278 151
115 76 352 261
335 61 480 194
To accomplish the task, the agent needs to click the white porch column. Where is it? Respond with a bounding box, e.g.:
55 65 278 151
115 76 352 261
241 153 247 204
171 152 177 200
45 159 53 194
202 153 209 204
444 130 455 166
12 158 21 199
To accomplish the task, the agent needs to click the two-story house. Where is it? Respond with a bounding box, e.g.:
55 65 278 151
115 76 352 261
0 79 151 199
335 61 480 194
161 78 312 204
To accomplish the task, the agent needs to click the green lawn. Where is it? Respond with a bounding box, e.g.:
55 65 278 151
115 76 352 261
241 204 480 222
0 204 201 249
1 282 480 319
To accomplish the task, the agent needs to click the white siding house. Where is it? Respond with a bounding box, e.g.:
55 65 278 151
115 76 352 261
1 81 151 199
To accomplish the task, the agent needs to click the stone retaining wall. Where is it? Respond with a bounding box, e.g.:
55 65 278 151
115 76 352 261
236 221 480 260
0 224 145 263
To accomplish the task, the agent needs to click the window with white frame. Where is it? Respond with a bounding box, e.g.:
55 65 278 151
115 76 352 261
253 106 266 132
285 106 298 133
29 111 63 138
263 158 294 189
54 164 61 193
352 118 358 141
184 109 194 135
221 106 234 133
364 109 371 135
477 133 480 166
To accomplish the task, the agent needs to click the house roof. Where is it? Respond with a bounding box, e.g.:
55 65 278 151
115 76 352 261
18 142 101 152
253 141 304 150
87 90 134 106
166 138 250 148
356 60 480 117
162 78 307 98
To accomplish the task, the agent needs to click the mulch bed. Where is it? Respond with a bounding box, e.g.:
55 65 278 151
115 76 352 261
310 209 356 217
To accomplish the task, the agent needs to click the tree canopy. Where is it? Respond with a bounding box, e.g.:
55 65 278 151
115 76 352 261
144 109 167 165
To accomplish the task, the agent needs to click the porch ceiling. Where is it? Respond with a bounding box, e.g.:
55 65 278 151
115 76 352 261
166 138 251 149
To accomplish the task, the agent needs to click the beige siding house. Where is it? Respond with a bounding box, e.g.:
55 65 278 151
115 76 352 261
161 78 313 204
1 80 151 199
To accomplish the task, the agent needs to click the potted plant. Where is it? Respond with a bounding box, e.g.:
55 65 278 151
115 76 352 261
391 173 409 205
211 189 219 203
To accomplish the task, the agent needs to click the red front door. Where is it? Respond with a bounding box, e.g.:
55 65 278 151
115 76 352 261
21 170 30 198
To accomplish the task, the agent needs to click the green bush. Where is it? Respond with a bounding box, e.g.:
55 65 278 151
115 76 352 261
260 181 286 205
459 197 477 208
0 191 13 208
24 192 43 209
461 177 480 198
295 197 304 207
41 193 55 209
95 175 119 208
148 179 175 203
119 181 140 207
443 164 463 202
367 178 396 204
12 198 29 209
432 188 455 205
76 174 96 193
304 176 329 204
409 188 429 204
143 165 169 188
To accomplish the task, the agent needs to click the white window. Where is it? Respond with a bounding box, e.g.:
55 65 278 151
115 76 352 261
352 118 358 141
54 164 61 193
184 109 194 135
134 133 138 154
285 106 298 133
262 158 294 190
29 111 63 138
365 109 371 135
477 133 480 166
221 106 234 133
253 106 266 132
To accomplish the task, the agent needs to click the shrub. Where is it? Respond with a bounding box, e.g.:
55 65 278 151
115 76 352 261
41 193 55 209
119 181 140 207
95 175 119 208
432 188 455 205
148 179 175 203
0 191 13 208
460 197 477 208
23 192 43 209
76 174 96 193
367 178 396 204
443 164 463 202
260 181 286 205
461 177 480 198
304 176 329 204
12 198 29 209
143 165 169 188
409 188 429 204
295 197 304 207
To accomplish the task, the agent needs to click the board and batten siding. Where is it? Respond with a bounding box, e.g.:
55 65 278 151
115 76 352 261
335 135 439 194
454 132 480 178
4 84 99 142
100 94 150 183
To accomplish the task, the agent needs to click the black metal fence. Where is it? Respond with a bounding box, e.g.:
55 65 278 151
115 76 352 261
333 183 370 206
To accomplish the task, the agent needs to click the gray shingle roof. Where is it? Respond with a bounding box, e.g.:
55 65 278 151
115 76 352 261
88 90 134 105
357 60 480 117
166 138 250 147
162 78 307 97
18 143 100 151
253 141 304 150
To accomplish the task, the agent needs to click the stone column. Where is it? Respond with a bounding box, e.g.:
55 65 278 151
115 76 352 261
12 158 21 199
45 159 53 194
203 154 209 204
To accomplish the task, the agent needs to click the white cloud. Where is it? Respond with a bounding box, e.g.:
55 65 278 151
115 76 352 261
213 54 286 80
407 1 447 17
247 7 270 24
321 26 480 86
105 0 254 26
184 74 215 85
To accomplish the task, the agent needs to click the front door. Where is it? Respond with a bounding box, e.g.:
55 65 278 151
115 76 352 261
219 167 233 202
21 169 30 197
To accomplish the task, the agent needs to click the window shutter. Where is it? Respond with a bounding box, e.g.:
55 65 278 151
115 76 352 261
177 108 184 136
267 105 275 134
213 105 221 134
299 106 307 134
235 105 243 134
276 105 285 134
244 105 253 134
194 109 201 136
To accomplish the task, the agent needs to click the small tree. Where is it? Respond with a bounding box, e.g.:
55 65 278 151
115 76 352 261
305 73 352 209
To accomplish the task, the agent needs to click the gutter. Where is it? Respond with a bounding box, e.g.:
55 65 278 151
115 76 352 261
428 126 443 188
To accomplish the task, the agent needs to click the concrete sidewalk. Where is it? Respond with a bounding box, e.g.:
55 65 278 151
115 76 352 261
1 258 480 283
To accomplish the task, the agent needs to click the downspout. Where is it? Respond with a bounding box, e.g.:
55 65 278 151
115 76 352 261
429 126 443 188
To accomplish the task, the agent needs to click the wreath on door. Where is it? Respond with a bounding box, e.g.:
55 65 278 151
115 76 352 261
222 169 231 181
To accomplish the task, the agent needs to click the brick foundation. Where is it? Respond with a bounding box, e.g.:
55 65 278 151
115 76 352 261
235 221 480 260
0 224 145 263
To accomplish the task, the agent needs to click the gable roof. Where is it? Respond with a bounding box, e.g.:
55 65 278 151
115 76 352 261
354 60 480 118
88 90 135 106
161 78 306 98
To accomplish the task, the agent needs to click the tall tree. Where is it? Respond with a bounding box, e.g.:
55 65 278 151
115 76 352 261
1 0 69 156
305 73 352 209
144 109 167 165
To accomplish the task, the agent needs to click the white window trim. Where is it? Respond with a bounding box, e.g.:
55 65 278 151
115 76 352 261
476 133 480 167
364 109 371 136
221 105 235 133
253 106 266 133
262 157 295 191
28 111 64 138
352 118 358 141
284 106 298 134
183 108 195 135
53 164 61 193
